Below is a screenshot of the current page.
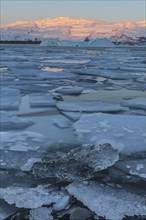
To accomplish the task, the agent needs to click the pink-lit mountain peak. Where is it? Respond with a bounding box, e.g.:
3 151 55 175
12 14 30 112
1 17 145 43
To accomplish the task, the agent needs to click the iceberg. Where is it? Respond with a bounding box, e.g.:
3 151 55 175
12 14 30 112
40 38 114 48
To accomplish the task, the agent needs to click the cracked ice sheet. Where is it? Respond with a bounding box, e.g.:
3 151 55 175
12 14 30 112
0 131 48 151
29 93 56 108
0 88 21 110
67 182 146 220
73 113 145 154
0 111 35 131
57 101 126 113
121 97 146 110
0 185 69 209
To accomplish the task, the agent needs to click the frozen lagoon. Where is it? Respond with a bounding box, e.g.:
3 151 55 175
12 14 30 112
0 44 146 220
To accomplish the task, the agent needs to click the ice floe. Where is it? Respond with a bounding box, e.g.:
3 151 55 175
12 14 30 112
0 88 21 110
67 181 146 220
0 185 69 209
29 93 56 108
0 131 48 151
121 97 146 110
57 101 126 113
38 71 77 80
29 207 53 220
53 86 84 95
31 143 119 181
74 113 145 154
0 111 34 131
52 116 71 128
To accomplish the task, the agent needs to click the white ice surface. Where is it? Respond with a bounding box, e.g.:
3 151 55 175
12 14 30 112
0 131 48 151
67 181 146 220
0 185 70 209
74 113 145 154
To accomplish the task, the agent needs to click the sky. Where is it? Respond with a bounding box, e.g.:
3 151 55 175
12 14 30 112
1 0 145 26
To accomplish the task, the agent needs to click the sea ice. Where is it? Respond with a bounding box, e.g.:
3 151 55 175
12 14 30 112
0 185 69 209
29 93 56 108
120 97 146 110
0 131 48 151
67 181 146 220
57 101 126 113
61 111 82 121
38 71 77 80
0 88 21 110
29 207 53 220
52 116 71 128
31 143 119 181
0 111 34 131
74 113 145 154
53 86 84 95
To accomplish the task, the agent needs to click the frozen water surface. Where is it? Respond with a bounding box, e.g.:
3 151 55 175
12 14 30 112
74 113 145 154
0 44 146 219
67 181 146 220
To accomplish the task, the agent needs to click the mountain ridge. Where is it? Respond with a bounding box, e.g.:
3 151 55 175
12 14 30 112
1 17 146 44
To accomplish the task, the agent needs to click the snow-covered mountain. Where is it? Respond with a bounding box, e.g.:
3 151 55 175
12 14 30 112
0 17 146 44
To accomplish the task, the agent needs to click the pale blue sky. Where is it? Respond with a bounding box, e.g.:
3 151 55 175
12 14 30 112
1 0 145 25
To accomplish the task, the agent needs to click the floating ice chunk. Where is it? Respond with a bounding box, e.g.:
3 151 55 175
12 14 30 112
74 113 145 154
121 97 146 110
29 207 53 220
110 158 146 181
61 111 82 121
31 143 119 181
0 88 21 110
54 86 83 95
53 194 70 211
38 71 77 80
29 93 56 108
88 38 114 47
52 116 71 129
67 182 146 220
0 185 69 209
57 101 126 113
120 66 146 72
21 158 42 171
0 111 34 131
0 131 48 151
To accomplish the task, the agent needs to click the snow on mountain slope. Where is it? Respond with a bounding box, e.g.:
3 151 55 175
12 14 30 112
0 17 145 43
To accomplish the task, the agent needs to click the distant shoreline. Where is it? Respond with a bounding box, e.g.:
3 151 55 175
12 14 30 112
0 41 41 44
